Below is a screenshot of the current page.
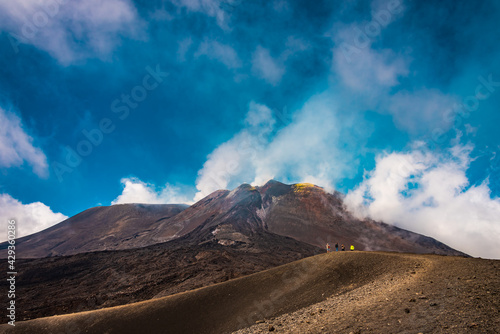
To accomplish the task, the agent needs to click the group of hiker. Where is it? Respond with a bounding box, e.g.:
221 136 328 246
325 243 354 252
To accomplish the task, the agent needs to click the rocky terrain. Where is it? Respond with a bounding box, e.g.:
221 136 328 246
2 252 498 334
0 180 469 326
0 203 189 258
0 230 319 321
233 253 500 333
1 180 466 258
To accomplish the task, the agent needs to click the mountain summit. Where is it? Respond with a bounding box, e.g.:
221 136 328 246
0 180 467 321
5 180 465 258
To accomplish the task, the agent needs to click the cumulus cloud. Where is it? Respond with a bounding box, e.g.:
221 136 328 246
0 193 67 240
194 95 358 200
252 46 286 85
345 144 500 259
0 0 143 65
0 107 48 177
195 39 241 68
112 177 193 205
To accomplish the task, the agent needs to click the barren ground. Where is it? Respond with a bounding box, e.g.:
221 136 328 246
1 252 498 334
234 253 500 333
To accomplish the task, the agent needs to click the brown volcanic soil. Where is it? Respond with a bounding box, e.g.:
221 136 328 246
0 231 319 322
1 181 467 259
261 181 466 256
1 252 498 334
0 204 189 258
235 253 500 333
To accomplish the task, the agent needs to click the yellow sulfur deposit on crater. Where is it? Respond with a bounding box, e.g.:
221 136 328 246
242 184 257 191
293 183 316 192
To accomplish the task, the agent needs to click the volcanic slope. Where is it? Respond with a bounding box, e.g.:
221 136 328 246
0 203 188 258
162 180 465 256
4 180 466 258
2 252 498 334
257 180 465 255
0 229 319 321
0 180 467 322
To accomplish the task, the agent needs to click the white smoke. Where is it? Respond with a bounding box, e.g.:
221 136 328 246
345 143 500 259
194 102 275 201
112 177 193 205
194 94 358 201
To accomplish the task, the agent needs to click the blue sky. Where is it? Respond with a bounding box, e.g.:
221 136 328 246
0 0 499 258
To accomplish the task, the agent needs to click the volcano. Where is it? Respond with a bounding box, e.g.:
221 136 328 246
0 180 467 322
4 180 465 258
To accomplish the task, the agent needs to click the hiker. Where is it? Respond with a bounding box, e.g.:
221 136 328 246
335 243 339 251
326 243 331 253
350 244 355 251
341 244 345 251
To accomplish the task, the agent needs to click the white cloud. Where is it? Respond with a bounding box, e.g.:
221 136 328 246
251 97 348 189
0 107 48 177
149 8 175 21
331 11 409 96
333 44 408 93
177 37 193 62
172 0 233 29
0 0 143 65
330 1 459 136
112 177 193 205
252 46 286 85
331 0 405 67
345 144 500 259
0 193 68 241
194 95 358 200
195 39 241 68
330 1 409 104
273 0 290 13
387 89 459 134
194 102 275 201
281 36 310 60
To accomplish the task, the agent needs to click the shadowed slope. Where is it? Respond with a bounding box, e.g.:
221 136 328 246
4 252 497 334
1 180 465 259
0 204 188 258
0 252 423 334
258 181 465 256
0 227 320 321
234 254 500 333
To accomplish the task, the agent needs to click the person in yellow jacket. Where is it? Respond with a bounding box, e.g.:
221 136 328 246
350 244 355 251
